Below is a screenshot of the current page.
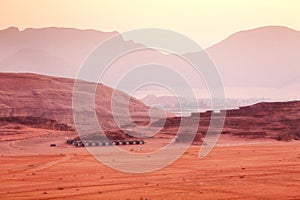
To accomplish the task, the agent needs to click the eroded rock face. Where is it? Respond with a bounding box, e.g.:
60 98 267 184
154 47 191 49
154 101 300 142
0 73 168 132
0 116 71 131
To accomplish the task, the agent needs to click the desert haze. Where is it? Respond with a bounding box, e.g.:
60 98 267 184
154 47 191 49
0 22 300 199
0 73 299 199
0 26 300 99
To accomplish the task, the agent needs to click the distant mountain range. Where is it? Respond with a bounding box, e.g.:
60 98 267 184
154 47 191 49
141 94 268 116
206 26 300 88
0 26 299 99
0 27 117 77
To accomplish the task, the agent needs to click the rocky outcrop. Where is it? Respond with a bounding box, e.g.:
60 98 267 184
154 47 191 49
154 101 300 142
0 116 71 131
0 73 168 134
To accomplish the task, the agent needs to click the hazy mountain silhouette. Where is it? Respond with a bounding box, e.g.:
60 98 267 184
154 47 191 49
206 26 300 88
0 27 117 77
0 26 299 96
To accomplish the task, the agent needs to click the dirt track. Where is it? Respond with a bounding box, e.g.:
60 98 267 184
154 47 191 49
0 135 299 200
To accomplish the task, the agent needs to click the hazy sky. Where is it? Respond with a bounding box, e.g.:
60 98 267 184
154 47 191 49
1 0 300 48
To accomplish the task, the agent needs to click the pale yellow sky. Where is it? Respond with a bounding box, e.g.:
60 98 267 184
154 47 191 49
1 0 300 47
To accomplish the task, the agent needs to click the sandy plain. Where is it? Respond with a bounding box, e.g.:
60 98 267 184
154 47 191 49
0 128 300 200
